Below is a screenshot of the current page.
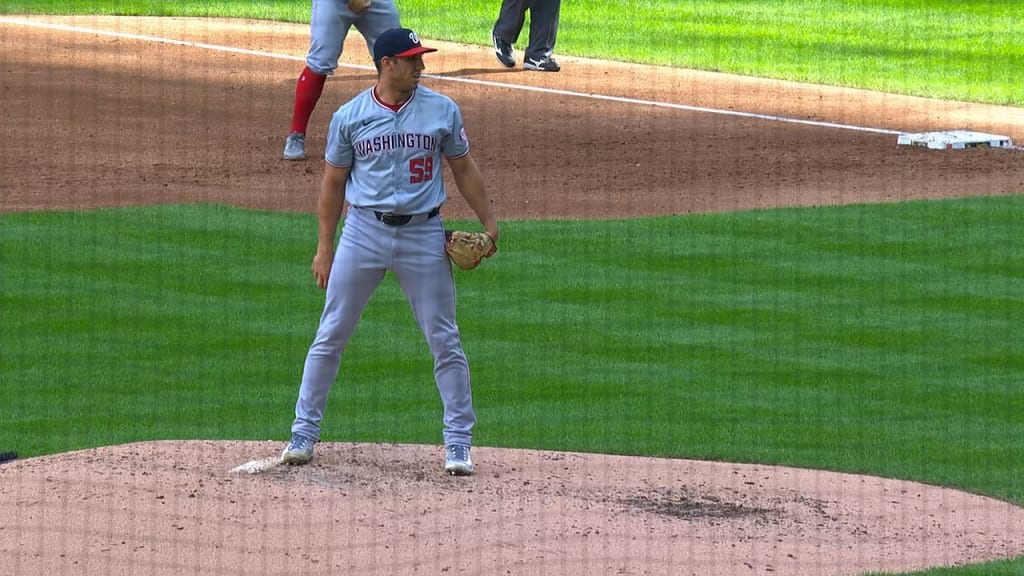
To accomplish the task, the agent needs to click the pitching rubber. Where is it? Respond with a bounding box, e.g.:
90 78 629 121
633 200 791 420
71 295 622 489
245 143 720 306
230 457 284 474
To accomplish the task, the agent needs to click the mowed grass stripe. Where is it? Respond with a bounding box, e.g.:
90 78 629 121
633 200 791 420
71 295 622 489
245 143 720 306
4 0 1020 105
1 198 1022 508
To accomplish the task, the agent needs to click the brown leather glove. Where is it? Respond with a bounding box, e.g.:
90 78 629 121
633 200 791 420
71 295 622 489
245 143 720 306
444 230 497 270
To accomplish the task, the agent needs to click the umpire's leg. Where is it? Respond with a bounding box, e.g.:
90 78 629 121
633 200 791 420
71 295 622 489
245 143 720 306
524 0 562 62
493 0 528 44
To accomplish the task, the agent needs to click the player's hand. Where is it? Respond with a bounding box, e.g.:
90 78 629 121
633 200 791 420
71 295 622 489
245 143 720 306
347 0 371 13
312 248 334 290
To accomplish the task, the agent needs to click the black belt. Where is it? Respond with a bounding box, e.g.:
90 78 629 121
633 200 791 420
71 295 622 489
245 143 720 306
373 207 440 226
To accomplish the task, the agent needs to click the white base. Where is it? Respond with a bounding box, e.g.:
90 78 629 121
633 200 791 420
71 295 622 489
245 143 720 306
896 130 1013 150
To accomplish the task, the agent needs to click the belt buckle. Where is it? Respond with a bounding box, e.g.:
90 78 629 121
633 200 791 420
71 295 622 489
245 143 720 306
378 212 411 226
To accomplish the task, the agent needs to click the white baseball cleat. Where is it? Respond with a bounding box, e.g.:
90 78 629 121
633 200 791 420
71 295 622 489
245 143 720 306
281 433 315 465
283 132 306 161
444 444 475 476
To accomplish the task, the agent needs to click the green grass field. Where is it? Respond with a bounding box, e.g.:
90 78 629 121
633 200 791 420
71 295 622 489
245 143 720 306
1 2 1023 575
3 200 1023 492
2 0 1022 106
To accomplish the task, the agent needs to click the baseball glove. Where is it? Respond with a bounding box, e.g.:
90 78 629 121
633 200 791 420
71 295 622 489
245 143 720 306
445 230 497 270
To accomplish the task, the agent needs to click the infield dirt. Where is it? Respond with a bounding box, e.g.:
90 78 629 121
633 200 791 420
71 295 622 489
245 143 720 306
2 15 1024 576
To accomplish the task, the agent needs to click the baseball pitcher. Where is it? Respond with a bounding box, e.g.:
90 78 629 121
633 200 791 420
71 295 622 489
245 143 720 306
282 28 499 477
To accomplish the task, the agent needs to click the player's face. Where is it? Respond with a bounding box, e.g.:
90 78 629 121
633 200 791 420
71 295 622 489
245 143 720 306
389 55 426 89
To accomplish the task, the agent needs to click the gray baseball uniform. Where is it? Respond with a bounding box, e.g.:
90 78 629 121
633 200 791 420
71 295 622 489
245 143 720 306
290 84 476 447
306 0 400 76
284 0 402 160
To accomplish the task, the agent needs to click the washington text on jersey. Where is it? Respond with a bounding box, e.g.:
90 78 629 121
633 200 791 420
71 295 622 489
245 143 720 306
354 133 439 157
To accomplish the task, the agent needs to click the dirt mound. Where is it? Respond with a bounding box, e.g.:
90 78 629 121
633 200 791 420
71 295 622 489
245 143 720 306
2 441 1023 575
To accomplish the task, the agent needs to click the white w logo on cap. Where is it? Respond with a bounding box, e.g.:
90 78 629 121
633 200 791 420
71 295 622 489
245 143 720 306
409 31 420 44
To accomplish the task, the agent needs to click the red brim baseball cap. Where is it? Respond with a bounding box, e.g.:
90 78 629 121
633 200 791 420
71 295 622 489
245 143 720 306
374 28 438 61
393 45 438 58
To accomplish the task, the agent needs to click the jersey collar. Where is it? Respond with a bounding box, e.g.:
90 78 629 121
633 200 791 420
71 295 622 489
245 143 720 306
372 86 416 113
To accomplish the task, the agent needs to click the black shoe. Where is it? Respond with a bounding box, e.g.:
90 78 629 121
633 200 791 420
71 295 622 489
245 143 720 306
492 32 515 68
523 56 560 72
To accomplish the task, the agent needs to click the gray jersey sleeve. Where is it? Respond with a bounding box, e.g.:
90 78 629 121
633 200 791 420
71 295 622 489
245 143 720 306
325 105 355 168
442 102 470 159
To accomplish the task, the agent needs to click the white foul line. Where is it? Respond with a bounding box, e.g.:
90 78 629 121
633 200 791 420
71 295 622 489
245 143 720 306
424 74 901 135
1 16 901 136
0 17 311 62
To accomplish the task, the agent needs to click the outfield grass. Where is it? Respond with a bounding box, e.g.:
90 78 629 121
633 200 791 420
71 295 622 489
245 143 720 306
1 0 1021 106
3 199 1022 499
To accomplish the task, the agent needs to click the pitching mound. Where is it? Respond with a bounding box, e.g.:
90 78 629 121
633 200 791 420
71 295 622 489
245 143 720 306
2 441 1023 575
